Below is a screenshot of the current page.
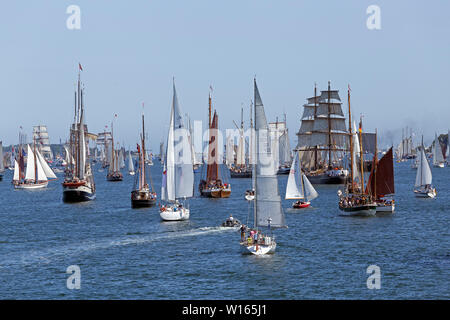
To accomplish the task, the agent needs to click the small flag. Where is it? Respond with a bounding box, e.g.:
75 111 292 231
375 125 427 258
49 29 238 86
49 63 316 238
79 63 83 71
114 114 118 118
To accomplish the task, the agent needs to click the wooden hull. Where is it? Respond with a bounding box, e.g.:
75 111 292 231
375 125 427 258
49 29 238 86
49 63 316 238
107 172 123 181
201 188 231 198
131 190 157 208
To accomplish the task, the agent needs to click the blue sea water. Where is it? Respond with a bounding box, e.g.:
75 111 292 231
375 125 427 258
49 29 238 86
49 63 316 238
0 160 448 299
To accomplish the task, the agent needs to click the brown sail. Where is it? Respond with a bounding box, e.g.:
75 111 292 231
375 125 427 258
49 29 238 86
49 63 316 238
206 111 219 183
366 147 395 198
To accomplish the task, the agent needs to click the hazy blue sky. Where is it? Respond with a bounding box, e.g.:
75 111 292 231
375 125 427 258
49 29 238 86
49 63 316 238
0 0 449 151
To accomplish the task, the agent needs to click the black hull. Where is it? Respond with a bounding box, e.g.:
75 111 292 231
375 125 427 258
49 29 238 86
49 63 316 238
63 190 96 203
107 176 123 181
230 171 252 178
131 198 157 208
306 174 346 184
0 174 3 181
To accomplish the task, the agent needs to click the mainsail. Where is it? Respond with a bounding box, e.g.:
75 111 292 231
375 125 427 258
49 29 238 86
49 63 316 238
432 134 444 165
415 147 432 187
161 83 194 202
128 151 134 172
254 80 286 228
366 147 395 198
24 144 47 182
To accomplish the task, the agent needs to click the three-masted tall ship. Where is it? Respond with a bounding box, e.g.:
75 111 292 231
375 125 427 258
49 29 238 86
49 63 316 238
106 121 123 181
131 109 157 208
229 107 252 178
160 82 194 221
239 79 287 255
199 92 231 198
296 82 348 184
62 67 96 202
337 87 376 216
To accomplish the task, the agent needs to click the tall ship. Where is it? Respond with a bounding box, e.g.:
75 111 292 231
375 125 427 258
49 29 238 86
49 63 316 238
239 79 287 255
106 121 123 181
62 66 96 202
296 82 348 184
199 91 231 198
32 125 53 162
269 115 292 175
160 82 194 221
131 108 157 208
229 107 252 178
337 87 376 216
395 127 416 161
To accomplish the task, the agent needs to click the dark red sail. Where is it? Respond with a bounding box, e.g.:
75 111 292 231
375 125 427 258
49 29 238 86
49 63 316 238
206 111 219 183
366 147 395 198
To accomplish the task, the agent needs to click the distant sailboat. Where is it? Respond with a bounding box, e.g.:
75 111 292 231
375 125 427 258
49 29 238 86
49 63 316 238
160 82 194 221
106 122 123 181
230 107 252 178
199 91 231 198
285 150 318 209
128 151 135 175
131 108 157 208
239 79 287 255
13 142 56 189
62 67 96 202
414 136 436 198
432 133 445 168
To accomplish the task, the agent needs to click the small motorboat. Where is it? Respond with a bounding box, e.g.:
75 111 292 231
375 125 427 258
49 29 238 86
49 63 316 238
292 200 310 209
244 189 255 201
221 216 241 227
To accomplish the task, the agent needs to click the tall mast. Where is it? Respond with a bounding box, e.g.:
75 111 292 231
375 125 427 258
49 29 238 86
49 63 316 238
314 84 318 170
327 81 332 169
208 93 212 128
34 137 37 183
374 128 377 199
111 121 115 172
142 110 146 187
359 116 364 193
253 79 258 229
348 86 354 191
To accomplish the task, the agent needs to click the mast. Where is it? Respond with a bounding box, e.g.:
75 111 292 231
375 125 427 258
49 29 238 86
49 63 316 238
348 86 354 192
327 81 332 169
34 137 37 183
359 116 364 193
141 111 146 188
253 79 258 229
314 84 318 170
374 129 377 199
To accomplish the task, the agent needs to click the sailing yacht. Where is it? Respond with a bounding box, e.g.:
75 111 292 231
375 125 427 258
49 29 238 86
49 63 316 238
128 151 135 175
240 79 287 255
285 150 318 209
432 134 445 168
106 122 123 181
13 140 57 189
199 91 231 198
131 110 157 208
160 82 194 221
337 87 376 216
366 144 396 213
62 67 96 202
414 137 436 198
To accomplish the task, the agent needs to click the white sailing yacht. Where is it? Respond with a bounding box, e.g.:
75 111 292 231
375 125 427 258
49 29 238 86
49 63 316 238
13 143 57 189
240 79 287 255
128 151 135 175
160 82 194 221
432 133 445 168
285 150 318 208
414 137 436 198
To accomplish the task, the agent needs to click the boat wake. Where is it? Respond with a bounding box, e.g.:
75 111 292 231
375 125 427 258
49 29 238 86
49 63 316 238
0 226 235 268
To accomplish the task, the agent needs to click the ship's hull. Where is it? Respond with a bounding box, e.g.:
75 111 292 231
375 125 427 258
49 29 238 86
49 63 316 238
276 167 290 175
292 201 310 209
131 190 157 208
230 171 252 178
338 204 376 216
106 172 123 181
306 173 346 184
15 181 48 189
240 241 276 255
200 188 231 198
376 203 395 213
0 174 3 181
63 185 96 202
159 206 190 221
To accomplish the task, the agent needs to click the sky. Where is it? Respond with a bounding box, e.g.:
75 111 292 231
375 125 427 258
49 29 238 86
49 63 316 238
0 0 449 152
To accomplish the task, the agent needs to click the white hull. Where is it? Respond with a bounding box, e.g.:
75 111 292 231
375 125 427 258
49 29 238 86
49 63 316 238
240 242 276 255
433 163 445 168
414 190 436 198
245 194 255 201
129 171 135 176
159 206 190 221
376 203 395 213
14 181 48 189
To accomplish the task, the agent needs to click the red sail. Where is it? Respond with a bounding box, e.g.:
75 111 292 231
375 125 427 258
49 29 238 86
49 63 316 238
206 111 219 183
366 147 395 198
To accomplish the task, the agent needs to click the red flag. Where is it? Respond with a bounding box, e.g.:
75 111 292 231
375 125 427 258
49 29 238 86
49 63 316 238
137 144 140 153
79 63 83 71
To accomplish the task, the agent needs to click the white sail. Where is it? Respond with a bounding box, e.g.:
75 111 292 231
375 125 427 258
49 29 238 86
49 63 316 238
415 148 432 187
302 174 318 201
118 149 125 168
128 151 134 172
36 148 57 179
13 159 20 181
432 134 444 165
254 80 286 228
225 134 234 167
25 145 47 182
162 83 194 202
285 151 304 199
236 133 245 166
